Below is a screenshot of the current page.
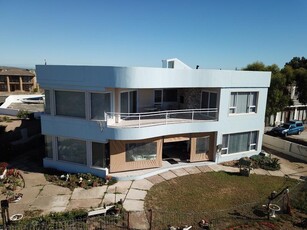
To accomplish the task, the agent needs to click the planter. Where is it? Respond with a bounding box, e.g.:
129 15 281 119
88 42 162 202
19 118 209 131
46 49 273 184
0 168 7 180
10 214 23 221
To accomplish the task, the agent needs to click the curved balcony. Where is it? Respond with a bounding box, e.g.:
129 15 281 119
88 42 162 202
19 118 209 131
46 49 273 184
105 108 218 128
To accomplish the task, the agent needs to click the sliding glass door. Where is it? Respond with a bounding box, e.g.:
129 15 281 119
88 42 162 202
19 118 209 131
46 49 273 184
120 91 137 114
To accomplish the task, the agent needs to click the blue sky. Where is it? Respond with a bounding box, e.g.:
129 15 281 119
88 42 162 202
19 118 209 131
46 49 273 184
1 0 307 69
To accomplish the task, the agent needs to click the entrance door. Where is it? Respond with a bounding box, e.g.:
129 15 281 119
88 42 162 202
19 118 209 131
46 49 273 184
162 140 190 163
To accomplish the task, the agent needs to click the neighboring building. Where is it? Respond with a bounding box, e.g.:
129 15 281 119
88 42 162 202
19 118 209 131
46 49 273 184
269 84 307 126
0 68 37 92
36 59 271 177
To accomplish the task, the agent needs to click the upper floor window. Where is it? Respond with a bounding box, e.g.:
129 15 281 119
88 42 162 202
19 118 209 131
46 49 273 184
168 61 174 68
201 91 217 109
9 76 19 82
55 91 85 118
229 92 257 114
91 92 111 120
163 89 177 102
154 89 178 103
44 89 51 114
23 76 32 82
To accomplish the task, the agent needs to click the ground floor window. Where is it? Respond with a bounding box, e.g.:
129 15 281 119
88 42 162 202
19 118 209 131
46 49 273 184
126 142 157 162
92 142 108 168
45 135 53 158
58 137 87 164
196 136 210 154
221 131 258 155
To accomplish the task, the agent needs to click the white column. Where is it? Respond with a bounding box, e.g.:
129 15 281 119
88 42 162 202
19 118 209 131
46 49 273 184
294 107 298 120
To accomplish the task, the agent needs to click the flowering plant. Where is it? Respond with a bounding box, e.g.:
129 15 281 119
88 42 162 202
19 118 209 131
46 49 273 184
6 168 20 177
0 162 9 174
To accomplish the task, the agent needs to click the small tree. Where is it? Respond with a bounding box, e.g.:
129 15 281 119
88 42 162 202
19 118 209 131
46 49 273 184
243 62 292 119
284 57 307 104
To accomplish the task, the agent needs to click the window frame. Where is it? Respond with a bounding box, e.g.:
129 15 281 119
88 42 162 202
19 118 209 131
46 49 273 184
229 92 258 115
221 131 258 155
120 90 137 114
195 136 210 154
125 142 157 162
54 90 86 118
57 137 87 165
90 91 112 120
201 91 218 109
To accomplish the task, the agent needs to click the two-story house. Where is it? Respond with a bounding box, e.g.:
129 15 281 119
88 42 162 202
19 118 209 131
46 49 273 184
36 59 271 177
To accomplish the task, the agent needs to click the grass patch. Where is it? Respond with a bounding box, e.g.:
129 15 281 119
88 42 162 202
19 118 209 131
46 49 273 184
145 172 296 212
145 172 300 228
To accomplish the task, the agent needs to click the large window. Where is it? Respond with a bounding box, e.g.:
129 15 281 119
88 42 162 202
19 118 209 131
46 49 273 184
55 91 85 118
126 142 157 162
91 93 111 120
229 92 257 114
44 90 51 114
163 89 177 102
154 90 162 105
92 142 108 168
58 137 87 164
201 91 218 118
201 92 217 109
221 131 258 155
45 135 53 158
196 136 210 154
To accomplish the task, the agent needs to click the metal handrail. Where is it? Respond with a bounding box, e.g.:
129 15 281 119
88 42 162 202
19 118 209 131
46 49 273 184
103 108 218 128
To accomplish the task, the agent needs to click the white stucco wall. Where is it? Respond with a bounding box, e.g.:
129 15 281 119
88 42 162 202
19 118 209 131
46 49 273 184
36 65 270 91
38 64 271 168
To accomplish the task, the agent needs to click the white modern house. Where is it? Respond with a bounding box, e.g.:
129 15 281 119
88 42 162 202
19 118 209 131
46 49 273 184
36 59 271 177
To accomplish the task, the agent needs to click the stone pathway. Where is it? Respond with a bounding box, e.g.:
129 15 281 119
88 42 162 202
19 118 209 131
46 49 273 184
2 155 307 230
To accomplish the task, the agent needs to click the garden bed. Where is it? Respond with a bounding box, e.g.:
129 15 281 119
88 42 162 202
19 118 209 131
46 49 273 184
44 169 116 191
221 153 281 171
0 162 25 202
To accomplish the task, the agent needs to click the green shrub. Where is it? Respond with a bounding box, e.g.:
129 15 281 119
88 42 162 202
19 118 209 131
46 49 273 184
250 155 280 171
1 116 12 122
14 209 88 228
17 110 30 119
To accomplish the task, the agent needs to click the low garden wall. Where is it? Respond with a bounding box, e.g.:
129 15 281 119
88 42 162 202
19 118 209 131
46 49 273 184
263 134 307 162
0 107 19 116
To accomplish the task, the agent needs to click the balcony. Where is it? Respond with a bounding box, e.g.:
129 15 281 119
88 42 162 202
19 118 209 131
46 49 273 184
105 108 218 128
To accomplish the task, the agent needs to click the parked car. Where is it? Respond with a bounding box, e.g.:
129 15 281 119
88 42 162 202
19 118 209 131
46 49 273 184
271 120 304 137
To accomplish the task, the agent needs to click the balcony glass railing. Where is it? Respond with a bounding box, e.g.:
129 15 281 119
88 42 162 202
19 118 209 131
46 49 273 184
104 108 218 128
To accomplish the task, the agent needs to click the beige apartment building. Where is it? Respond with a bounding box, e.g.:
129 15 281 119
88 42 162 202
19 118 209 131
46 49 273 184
0 68 37 92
